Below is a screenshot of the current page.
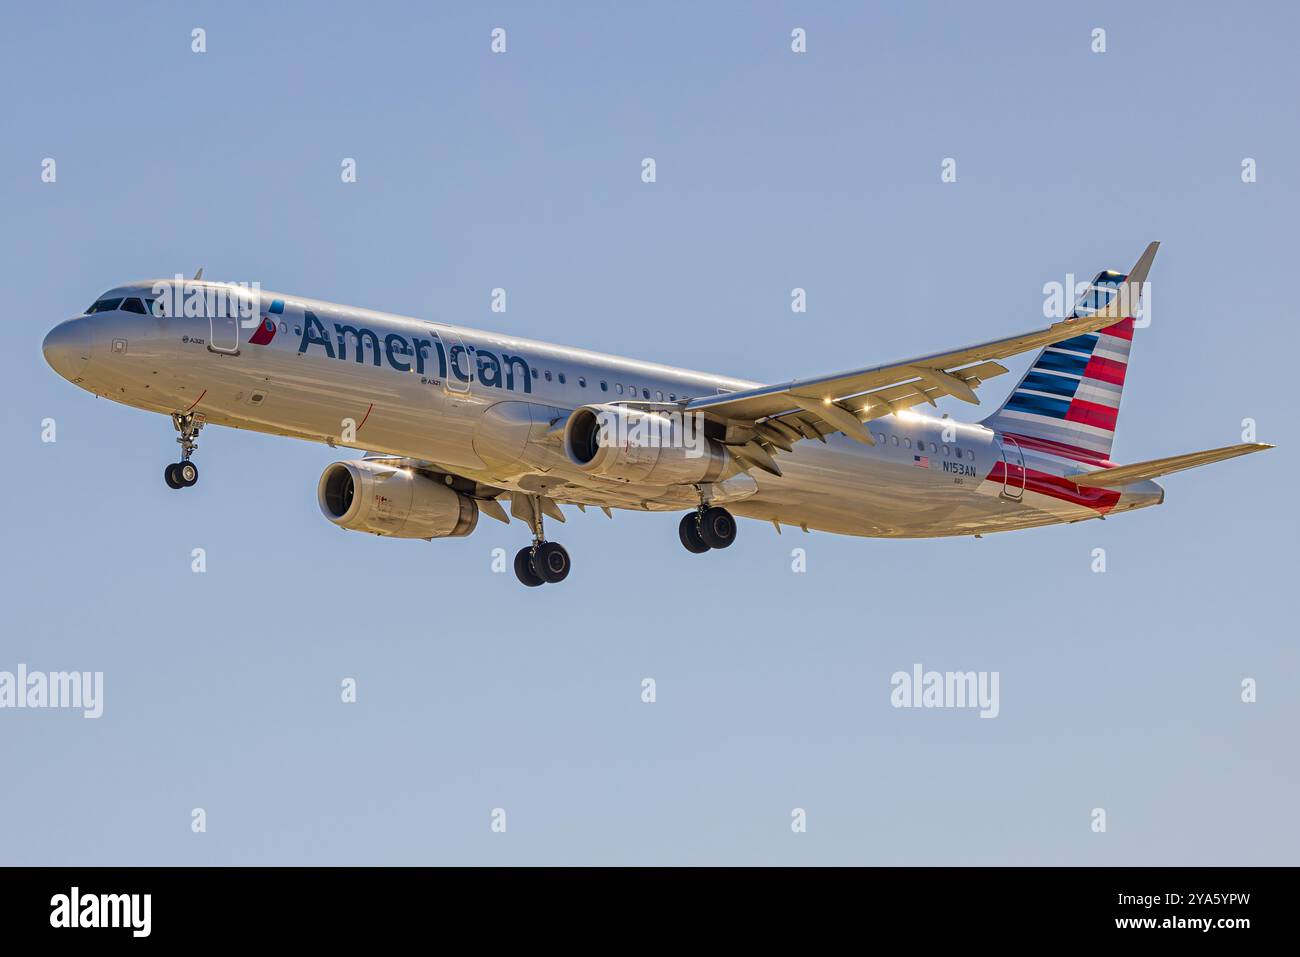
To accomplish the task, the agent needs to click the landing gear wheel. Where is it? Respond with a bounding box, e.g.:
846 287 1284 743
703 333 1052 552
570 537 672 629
698 506 737 549
534 542 571 583
678 513 710 553
514 547 544 587
167 412 206 490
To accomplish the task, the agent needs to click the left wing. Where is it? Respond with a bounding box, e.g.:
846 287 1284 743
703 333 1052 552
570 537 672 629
679 242 1159 466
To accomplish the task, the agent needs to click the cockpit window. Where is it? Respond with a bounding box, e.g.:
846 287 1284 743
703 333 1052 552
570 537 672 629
121 297 147 314
85 297 123 314
144 298 164 317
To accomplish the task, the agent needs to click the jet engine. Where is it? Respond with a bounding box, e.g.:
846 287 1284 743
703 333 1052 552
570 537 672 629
317 460 478 539
562 404 730 485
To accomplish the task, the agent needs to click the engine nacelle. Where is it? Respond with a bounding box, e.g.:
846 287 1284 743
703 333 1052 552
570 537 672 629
317 460 478 539
562 404 729 485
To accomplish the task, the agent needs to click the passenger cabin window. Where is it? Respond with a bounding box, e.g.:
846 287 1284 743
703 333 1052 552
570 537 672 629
86 297 123 314
655 390 664 401
121 297 147 315
600 381 608 392
642 389 650 399
558 373 566 384
904 438 912 449
890 436 899 447
616 384 624 394
955 448 963 459
578 377 586 388
544 371 552 382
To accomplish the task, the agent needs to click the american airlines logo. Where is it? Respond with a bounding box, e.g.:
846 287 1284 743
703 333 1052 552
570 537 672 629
297 311 534 394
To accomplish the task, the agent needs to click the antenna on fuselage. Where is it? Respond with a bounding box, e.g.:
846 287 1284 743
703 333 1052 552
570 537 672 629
192 267 204 281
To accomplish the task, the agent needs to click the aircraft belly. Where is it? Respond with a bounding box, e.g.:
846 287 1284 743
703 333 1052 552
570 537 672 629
143 339 485 467
735 435 974 536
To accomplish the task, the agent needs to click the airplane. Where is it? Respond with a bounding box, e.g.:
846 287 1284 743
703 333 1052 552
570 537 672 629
41 242 1270 586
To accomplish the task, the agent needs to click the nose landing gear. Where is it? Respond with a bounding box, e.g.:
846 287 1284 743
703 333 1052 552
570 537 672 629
165 460 198 489
165 412 205 490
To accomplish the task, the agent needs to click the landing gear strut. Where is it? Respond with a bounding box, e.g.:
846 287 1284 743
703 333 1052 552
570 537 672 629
679 498 737 553
513 498 571 586
165 412 205 490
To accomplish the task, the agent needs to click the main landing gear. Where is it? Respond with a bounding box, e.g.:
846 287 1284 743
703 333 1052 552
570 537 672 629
164 412 205 490
679 504 737 553
513 502 571 587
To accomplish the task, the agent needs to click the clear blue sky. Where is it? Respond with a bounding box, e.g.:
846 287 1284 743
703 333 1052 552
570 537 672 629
1 1 1295 864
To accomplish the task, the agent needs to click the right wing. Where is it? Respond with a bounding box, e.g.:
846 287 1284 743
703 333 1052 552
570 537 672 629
682 243 1159 464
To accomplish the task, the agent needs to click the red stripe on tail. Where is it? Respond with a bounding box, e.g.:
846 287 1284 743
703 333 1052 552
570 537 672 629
1099 317 1135 341
1064 399 1119 432
1082 355 1127 386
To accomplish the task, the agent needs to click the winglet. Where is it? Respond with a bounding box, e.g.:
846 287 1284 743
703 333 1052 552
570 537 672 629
1127 241 1159 288
1096 241 1158 319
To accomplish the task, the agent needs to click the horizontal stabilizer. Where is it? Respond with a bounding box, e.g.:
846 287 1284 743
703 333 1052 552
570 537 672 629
1071 442 1272 488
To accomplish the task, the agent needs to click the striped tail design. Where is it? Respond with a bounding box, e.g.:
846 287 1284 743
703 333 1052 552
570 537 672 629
982 270 1136 463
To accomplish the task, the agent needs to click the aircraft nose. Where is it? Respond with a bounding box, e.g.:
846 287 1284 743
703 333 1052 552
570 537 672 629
42 318 92 381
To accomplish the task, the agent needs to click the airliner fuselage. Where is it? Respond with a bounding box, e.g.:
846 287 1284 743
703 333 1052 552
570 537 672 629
42 278 1163 551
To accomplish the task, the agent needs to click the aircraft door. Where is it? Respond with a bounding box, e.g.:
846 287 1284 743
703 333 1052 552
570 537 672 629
997 434 1025 500
207 296 241 355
